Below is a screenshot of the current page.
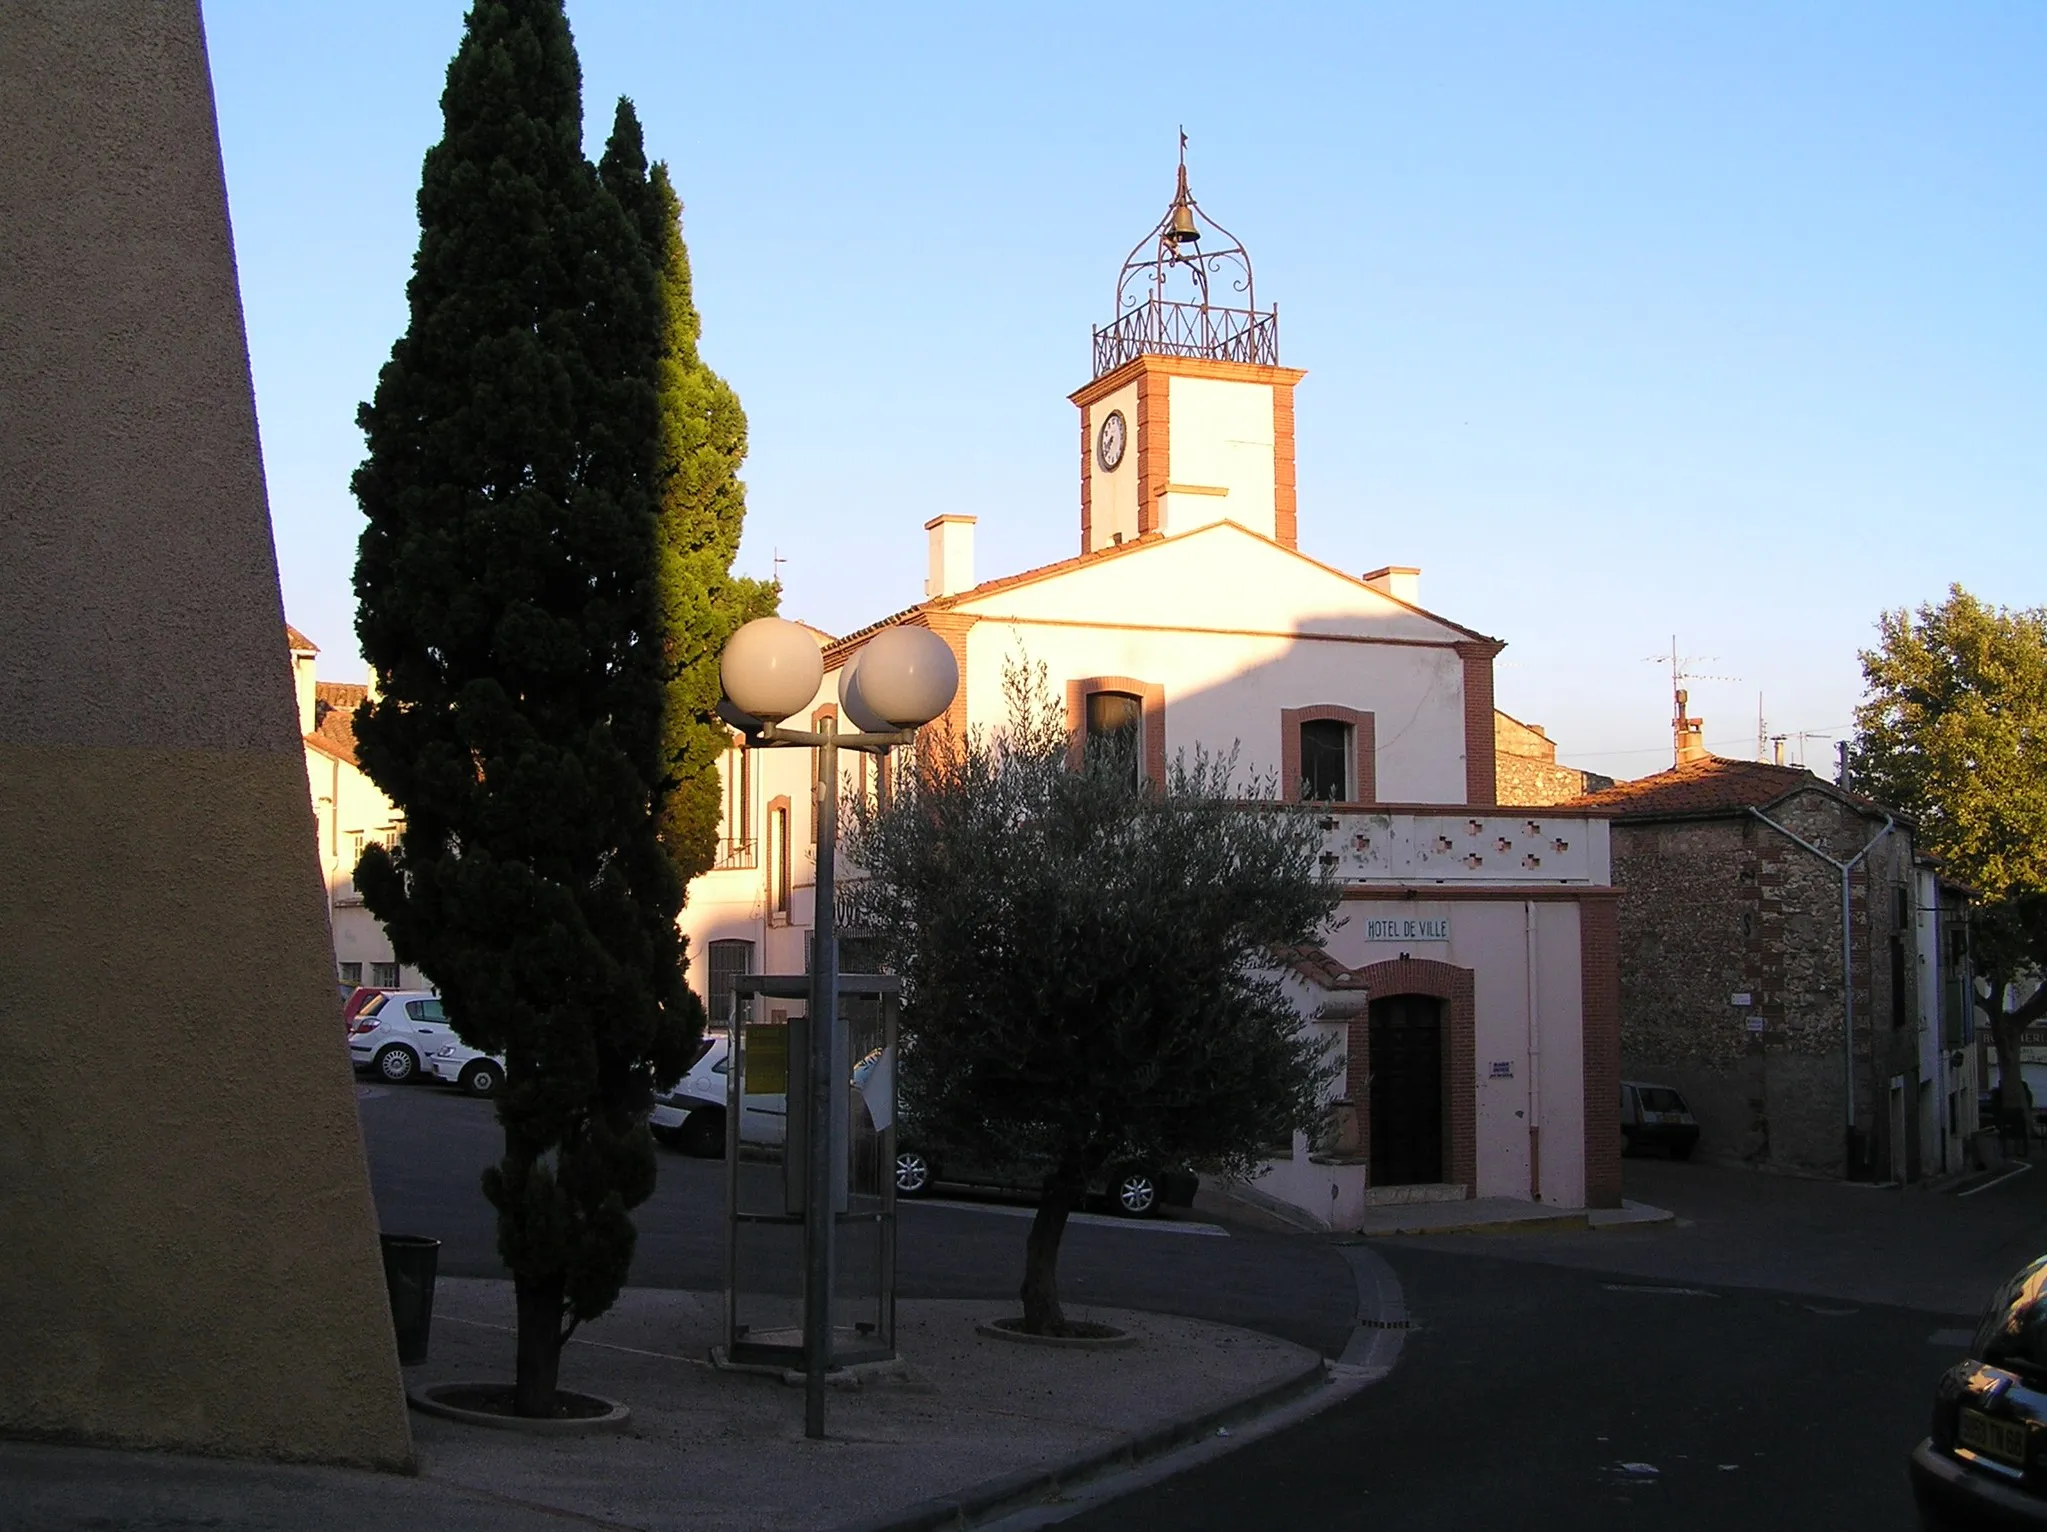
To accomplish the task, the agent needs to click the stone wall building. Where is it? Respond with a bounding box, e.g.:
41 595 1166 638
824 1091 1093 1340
1495 709 1611 806
1567 757 1975 1182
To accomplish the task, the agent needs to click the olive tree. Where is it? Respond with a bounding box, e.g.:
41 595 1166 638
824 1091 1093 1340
845 662 1339 1335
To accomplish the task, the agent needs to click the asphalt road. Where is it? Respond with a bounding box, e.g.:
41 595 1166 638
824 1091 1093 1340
1058 1245 1951 1531
1054 1158 2047 1531
355 1080 1358 1356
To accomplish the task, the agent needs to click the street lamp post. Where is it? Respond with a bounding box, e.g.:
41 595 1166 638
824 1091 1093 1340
718 618 956 1439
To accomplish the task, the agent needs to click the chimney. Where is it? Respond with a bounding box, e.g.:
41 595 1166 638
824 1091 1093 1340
924 515 976 599
1674 687 1709 766
286 628 318 736
1363 565 1421 606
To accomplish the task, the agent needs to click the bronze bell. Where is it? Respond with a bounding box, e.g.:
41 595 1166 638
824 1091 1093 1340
1166 201 1200 245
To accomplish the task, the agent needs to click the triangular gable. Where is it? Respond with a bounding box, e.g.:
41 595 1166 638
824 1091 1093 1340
949 521 1486 646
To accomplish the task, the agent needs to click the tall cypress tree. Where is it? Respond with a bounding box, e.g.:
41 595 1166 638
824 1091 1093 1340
598 100 778 888
350 0 695 1415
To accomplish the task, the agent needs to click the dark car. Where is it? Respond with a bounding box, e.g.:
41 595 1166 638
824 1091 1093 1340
1621 1080 1700 1160
890 1128 1196 1218
1911 1254 2047 1527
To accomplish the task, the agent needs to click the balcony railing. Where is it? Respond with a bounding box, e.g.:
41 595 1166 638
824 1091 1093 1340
1093 298 1279 377
715 838 758 872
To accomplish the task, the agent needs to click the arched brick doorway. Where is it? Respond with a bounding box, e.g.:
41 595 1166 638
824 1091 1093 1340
1347 958 1477 1193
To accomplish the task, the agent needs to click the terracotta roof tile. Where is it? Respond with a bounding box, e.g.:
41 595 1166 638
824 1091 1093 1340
316 680 368 709
285 624 319 653
1271 944 1369 990
1563 755 1889 821
305 704 360 768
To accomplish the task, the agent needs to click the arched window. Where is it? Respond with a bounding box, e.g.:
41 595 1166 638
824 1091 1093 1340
1280 706 1376 804
1085 690 1143 787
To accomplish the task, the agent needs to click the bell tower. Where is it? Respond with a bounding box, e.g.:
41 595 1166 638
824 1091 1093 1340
1071 138 1307 555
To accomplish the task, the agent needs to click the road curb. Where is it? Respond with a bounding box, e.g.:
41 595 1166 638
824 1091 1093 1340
829 1352 1331 1532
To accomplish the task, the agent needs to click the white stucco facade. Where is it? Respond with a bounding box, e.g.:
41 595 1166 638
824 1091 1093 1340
679 218 1621 1225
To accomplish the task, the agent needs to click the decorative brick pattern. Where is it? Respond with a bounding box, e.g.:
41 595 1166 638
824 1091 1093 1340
1580 895 1623 1208
1064 675 1167 787
1278 704 1376 804
1454 640 1504 806
1346 958 1478 1196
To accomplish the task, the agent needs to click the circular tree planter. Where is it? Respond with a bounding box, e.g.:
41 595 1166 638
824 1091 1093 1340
409 1382 632 1434
975 1317 1138 1349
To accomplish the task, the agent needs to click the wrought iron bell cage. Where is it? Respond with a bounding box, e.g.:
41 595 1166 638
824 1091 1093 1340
1092 139 1279 378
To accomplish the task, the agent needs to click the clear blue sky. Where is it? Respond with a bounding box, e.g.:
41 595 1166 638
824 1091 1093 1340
203 1 2045 781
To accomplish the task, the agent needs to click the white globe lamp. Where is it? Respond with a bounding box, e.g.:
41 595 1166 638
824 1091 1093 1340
852 627 958 729
836 652 894 734
720 617 824 725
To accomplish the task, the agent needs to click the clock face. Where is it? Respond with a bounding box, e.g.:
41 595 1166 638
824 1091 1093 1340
1096 409 1128 473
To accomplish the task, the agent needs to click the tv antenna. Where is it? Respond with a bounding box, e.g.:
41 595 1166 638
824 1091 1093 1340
1645 637 1739 767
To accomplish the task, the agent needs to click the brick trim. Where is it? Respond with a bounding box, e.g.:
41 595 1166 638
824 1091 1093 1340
1346 958 1478 1195
1580 896 1622 1208
1065 675 1167 787
1273 381 1298 549
1078 404 1094 553
1068 353 1310 406
1454 640 1504 806
919 611 975 750
1279 704 1376 804
1135 369 1166 537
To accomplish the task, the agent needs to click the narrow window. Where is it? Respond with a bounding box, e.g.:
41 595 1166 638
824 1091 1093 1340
1299 719 1350 801
706 939 754 1028
771 806 791 915
723 733 752 865
1085 690 1143 788
372 961 399 988
338 961 363 986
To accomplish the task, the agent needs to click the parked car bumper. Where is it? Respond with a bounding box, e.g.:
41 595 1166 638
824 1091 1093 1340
1911 1436 2047 1527
1622 1123 1699 1155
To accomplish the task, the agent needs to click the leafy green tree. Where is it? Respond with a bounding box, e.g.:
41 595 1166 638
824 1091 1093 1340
1854 585 2047 1133
349 0 695 1415
845 662 1340 1335
597 100 777 887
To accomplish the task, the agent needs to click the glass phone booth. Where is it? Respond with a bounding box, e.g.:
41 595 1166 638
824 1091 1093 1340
721 971 899 1370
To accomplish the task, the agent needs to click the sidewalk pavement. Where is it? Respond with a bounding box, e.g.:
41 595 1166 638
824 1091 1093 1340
0 1276 1348 1532
1199 1179 1675 1239
1349 1196 1676 1238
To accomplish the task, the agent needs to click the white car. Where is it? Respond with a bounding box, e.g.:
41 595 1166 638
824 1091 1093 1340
347 990 453 1083
426 1039 504 1098
652 1034 790 1157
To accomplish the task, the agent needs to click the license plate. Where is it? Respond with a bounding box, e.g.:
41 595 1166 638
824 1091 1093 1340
1960 1408 2028 1467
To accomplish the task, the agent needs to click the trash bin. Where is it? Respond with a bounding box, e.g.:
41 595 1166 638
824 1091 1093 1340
379 1233 440 1366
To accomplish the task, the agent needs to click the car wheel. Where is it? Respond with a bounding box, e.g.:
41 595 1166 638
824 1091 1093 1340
679 1108 726 1159
1669 1141 1694 1161
459 1060 500 1098
895 1149 933 1197
1112 1171 1159 1218
374 1044 418 1084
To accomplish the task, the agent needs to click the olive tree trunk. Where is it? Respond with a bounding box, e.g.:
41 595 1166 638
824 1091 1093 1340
1019 1180 1078 1335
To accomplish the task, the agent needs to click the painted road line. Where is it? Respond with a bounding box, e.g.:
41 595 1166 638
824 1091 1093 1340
1959 1161 2035 1198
